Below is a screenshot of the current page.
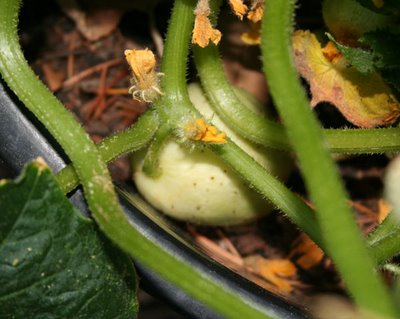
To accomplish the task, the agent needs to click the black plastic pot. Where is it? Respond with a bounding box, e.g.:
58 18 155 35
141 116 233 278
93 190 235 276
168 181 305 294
0 81 308 319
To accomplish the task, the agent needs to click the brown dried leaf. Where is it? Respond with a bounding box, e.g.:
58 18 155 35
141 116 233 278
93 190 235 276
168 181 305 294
57 0 123 41
292 30 400 128
41 62 65 92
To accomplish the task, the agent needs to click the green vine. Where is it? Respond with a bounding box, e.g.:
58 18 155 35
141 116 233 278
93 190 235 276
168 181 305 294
56 109 159 194
193 43 400 154
0 0 274 317
261 0 397 316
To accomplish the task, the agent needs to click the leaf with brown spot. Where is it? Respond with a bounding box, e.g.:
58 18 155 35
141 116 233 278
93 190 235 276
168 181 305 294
292 30 400 128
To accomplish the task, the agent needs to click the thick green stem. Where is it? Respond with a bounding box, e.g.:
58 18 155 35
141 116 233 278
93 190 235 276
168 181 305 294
261 0 397 316
159 0 325 249
155 0 198 123
56 109 159 194
0 0 130 256
210 141 323 245
0 0 276 317
193 43 400 153
142 123 171 177
367 214 400 264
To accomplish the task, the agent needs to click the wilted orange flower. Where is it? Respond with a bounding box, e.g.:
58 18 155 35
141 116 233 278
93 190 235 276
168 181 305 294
247 0 264 23
184 118 227 144
192 0 222 48
228 0 248 20
124 48 163 103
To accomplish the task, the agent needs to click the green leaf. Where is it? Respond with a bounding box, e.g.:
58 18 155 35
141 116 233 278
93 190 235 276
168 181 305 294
0 160 138 319
327 30 400 93
361 29 400 92
326 33 376 74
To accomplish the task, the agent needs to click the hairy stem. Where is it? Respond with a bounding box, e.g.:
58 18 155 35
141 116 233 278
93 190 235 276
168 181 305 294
193 43 400 153
261 0 397 316
0 0 272 317
56 109 159 194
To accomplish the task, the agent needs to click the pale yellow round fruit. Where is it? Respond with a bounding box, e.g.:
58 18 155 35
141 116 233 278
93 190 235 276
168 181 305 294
132 83 291 225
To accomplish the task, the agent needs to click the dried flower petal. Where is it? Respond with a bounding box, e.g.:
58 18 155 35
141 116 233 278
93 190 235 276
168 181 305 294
228 0 248 20
247 0 264 23
124 48 163 102
125 49 156 78
192 15 222 48
192 0 222 48
184 118 227 144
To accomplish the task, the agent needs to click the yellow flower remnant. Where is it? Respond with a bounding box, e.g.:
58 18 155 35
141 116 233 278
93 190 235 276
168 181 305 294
192 0 222 48
240 21 261 45
184 118 227 144
247 0 264 23
124 48 163 103
229 0 264 22
321 41 343 64
228 0 248 20
234 1 264 45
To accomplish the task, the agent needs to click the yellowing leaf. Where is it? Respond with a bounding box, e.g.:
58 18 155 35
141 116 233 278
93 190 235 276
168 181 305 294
292 30 400 128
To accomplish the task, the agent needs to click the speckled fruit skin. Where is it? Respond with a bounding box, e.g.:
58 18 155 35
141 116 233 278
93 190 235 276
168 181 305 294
132 83 292 226
322 0 394 41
